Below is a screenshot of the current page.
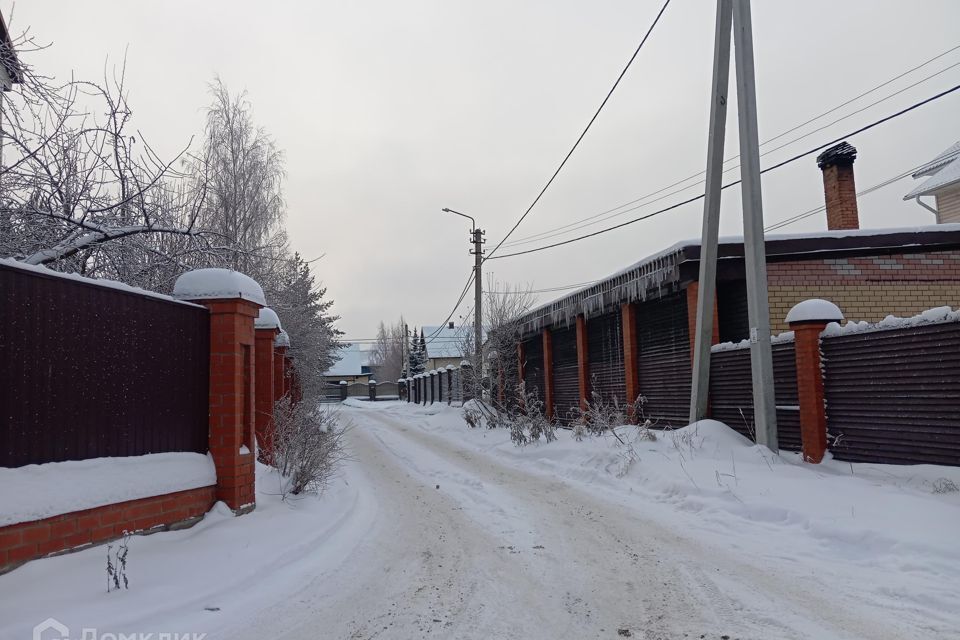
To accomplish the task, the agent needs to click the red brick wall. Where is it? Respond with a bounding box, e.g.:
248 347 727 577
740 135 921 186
767 249 960 332
0 486 215 572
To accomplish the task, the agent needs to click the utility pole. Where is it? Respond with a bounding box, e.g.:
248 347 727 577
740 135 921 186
401 322 408 378
690 0 778 451
441 207 485 375
471 228 486 374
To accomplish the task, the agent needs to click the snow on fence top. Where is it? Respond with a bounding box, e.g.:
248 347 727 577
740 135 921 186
785 299 844 324
255 307 282 330
822 305 960 338
0 452 216 527
172 268 266 306
275 328 290 347
711 330 796 353
0 257 203 308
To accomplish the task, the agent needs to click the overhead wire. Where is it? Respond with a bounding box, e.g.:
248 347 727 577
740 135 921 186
483 0 672 262
485 82 960 261
501 54 960 248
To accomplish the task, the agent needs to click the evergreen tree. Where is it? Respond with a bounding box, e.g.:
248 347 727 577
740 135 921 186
263 253 342 399
408 326 426 375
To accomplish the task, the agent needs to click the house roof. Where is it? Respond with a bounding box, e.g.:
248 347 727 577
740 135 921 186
422 325 469 359
911 141 960 179
0 11 23 87
904 151 960 199
323 344 370 378
515 224 960 339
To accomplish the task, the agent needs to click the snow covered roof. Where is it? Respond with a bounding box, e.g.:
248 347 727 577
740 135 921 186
323 344 371 377
911 141 960 178
905 151 960 199
516 223 960 338
422 324 471 358
172 268 266 306
255 307 282 330
0 257 203 308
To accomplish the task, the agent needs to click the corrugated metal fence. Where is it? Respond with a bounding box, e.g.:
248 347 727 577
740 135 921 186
822 320 960 465
0 263 210 468
708 341 802 451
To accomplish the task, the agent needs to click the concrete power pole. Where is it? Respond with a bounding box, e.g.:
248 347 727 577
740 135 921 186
690 0 778 451
471 228 485 374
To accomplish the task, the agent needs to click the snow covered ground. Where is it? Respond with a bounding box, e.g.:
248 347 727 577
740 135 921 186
2 401 959 639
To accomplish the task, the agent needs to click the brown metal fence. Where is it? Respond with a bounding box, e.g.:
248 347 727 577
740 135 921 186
522 336 545 403
0 263 209 468
587 310 626 407
636 292 691 426
708 341 802 451
822 320 960 465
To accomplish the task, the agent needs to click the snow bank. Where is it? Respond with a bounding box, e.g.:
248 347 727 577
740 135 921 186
172 268 266 305
822 305 960 337
0 453 216 527
0 258 202 308
0 461 362 640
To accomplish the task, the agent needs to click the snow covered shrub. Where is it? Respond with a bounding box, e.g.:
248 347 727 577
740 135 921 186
273 398 349 498
507 384 556 446
462 404 483 429
571 379 639 436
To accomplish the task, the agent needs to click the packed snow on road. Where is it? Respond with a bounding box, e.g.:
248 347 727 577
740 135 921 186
2 401 959 640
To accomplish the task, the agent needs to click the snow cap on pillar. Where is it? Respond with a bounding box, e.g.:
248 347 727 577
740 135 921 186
172 268 266 305
786 299 844 324
255 307 282 330
274 329 290 348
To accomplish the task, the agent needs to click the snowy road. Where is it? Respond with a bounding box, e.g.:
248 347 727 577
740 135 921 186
228 404 925 640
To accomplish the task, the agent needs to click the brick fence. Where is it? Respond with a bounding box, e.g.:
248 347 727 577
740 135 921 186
0 265 297 573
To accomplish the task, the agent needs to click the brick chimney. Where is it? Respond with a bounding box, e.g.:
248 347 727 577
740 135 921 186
816 141 859 230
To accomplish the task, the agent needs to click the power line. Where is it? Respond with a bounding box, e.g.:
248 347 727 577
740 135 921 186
483 0 672 262
483 279 599 294
486 82 960 261
764 166 919 232
502 50 960 248
423 269 475 345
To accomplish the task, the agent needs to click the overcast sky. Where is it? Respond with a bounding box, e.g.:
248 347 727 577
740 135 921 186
6 1 959 340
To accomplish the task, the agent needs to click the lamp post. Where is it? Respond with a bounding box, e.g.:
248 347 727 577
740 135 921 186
441 207 485 376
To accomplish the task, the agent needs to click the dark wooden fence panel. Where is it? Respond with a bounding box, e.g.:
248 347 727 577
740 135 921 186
587 311 626 407
636 292 691 426
708 342 801 451
522 336 545 403
823 321 960 465
551 325 580 423
0 263 209 468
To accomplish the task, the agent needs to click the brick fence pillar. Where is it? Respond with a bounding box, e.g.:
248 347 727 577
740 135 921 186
339 380 348 401
254 308 281 466
174 269 265 515
576 315 590 412
542 329 554 422
369 380 377 401
786 299 844 463
621 302 640 422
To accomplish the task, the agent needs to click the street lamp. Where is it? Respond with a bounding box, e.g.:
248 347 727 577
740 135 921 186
441 207 484 377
